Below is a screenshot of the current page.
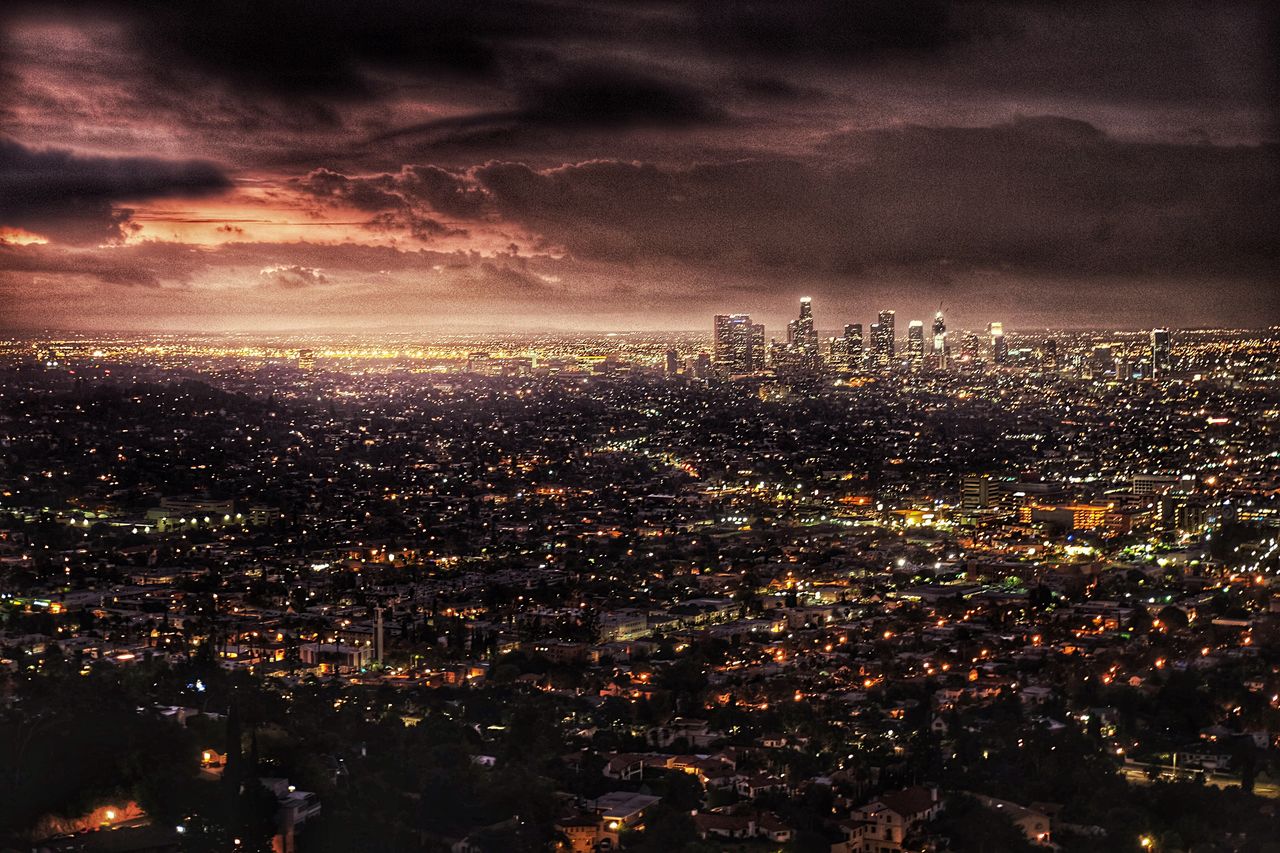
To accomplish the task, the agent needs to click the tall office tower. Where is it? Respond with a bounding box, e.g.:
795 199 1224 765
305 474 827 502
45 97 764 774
1090 344 1113 377
874 309 896 366
779 297 821 378
787 296 818 351
829 335 847 365
931 310 946 369
988 322 1007 364
694 351 712 379
665 347 680 377
907 320 925 365
713 314 766 375
961 332 980 363
749 322 766 369
961 474 994 510
845 323 863 368
1151 328 1172 379
1042 338 1058 371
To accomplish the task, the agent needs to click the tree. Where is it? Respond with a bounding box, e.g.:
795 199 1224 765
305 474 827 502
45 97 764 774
1156 605 1189 631
661 770 704 812
624 805 704 853
931 795 1037 853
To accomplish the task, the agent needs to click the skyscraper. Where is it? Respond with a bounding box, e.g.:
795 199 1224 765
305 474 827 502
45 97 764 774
830 323 864 370
713 314 766 375
1151 328 1172 379
907 320 925 366
931 310 946 369
665 347 680 377
694 351 712 379
961 332 980 364
961 474 994 510
1090 344 1113 378
749 323 766 369
1042 338 1058 372
780 297 821 377
787 297 818 351
845 323 863 369
988 322 1007 365
874 309 896 367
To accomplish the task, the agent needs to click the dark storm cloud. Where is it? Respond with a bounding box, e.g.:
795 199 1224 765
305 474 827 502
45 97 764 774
3 1 959 98
2 1 1274 166
0 239 549 290
518 67 726 128
370 66 727 148
1 0 524 96
694 0 961 63
312 116 1278 281
730 75 827 103
0 240 202 287
1 0 1276 328
0 138 230 244
295 166 474 239
296 168 404 212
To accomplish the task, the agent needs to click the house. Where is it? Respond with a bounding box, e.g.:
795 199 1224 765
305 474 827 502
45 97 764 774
831 818 868 853
755 813 793 843
1175 746 1231 771
670 754 739 788
736 772 789 799
258 777 321 853
972 795 1052 846
37 824 181 853
198 747 227 780
555 813 618 853
694 813 755 841
647 717 716 748
1020 685 1054 705
588 792 662 831
849 786 943 853
603 752 660 781
692 812 793 844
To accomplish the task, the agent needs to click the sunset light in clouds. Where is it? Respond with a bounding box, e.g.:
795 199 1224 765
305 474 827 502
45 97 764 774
0 1 1276 331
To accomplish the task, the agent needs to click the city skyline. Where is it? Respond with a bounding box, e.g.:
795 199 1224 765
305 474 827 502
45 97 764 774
2 318 1278 852
2 6 1279 847
1 2 1278 332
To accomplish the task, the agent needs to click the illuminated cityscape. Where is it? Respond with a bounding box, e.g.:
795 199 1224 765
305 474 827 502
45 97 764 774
1 311 1278 853
2 1 1278 852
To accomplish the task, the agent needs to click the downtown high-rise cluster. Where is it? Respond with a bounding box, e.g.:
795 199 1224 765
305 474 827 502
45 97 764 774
693 298 1176 383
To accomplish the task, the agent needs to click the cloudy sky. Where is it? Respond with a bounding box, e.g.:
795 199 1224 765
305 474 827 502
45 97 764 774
0 1 1276 332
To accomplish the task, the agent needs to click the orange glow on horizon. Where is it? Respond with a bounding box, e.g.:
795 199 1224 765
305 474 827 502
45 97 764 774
0 226 49 245
122 184 503 254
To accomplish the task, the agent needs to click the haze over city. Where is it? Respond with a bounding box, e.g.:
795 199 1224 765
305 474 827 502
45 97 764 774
3 6 1280 853
1 1 1278 332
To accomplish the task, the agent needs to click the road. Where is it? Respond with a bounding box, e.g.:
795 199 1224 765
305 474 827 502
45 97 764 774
1121 763 1280 798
